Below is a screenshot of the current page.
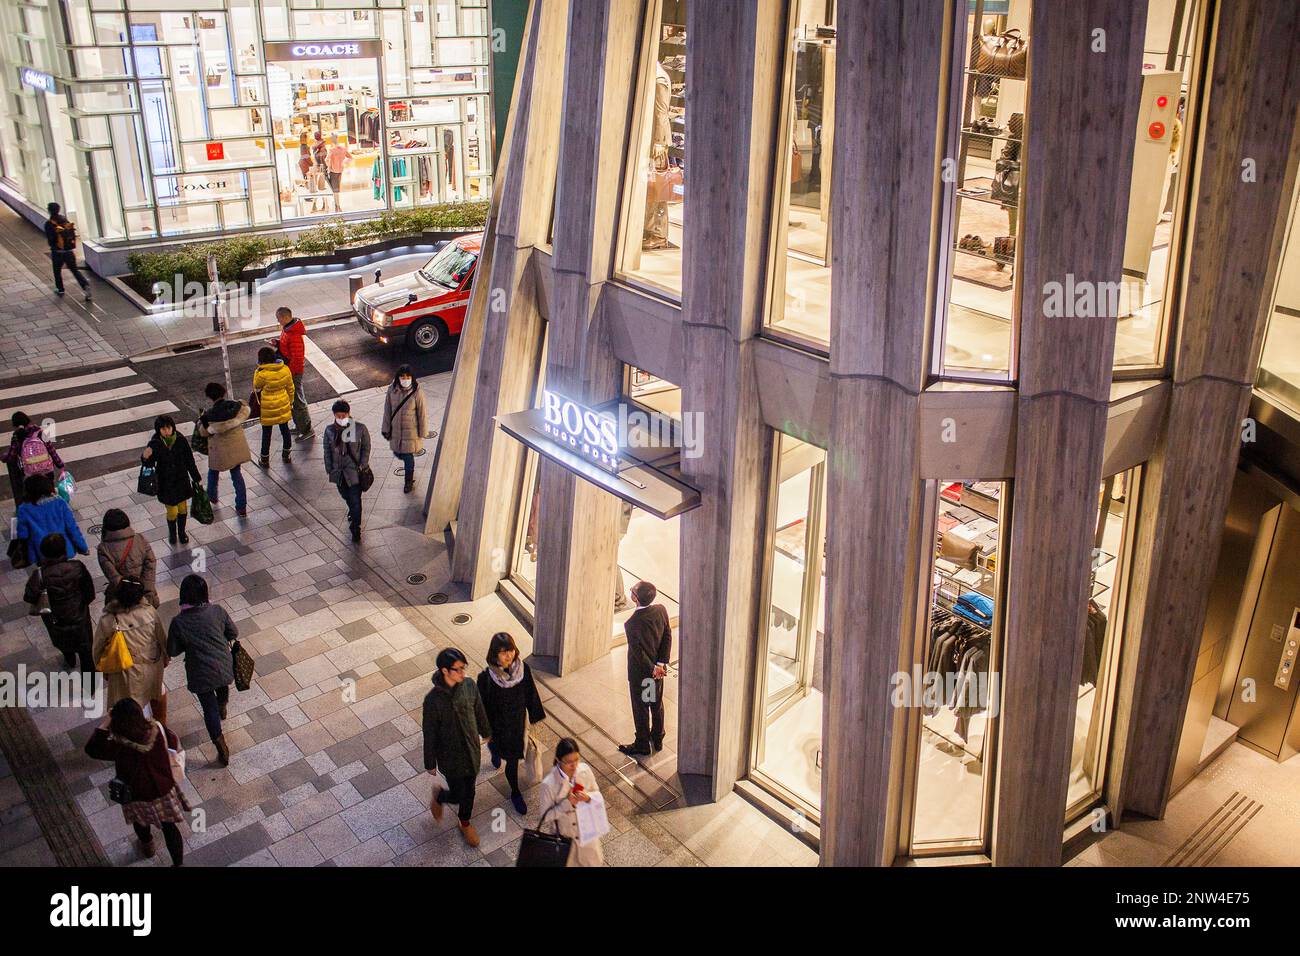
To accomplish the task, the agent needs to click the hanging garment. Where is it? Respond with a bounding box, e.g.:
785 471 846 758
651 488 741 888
372 157 383 200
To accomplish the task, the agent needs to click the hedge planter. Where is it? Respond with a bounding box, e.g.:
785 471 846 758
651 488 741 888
123 200 488 304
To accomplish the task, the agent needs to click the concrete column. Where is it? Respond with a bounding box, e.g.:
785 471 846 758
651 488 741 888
990 0 1146 867
1115 0 1300 820
820 0 947 867
530 0 641 673
677 0 784 797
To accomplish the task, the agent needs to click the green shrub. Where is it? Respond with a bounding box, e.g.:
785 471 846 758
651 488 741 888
127 199 489 300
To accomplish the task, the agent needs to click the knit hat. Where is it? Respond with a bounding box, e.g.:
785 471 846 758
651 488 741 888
102 508 130 533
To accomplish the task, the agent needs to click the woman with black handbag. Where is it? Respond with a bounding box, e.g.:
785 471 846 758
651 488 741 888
141 415 202 546
533 737 604 867
167 574 238 767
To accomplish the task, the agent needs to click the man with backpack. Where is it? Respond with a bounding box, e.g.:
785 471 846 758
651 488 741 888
44 202 91 300
1 412 63 503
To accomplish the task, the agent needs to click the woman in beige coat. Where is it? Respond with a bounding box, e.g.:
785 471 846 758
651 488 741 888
380 365 427 495
198 383 253 516
536 737 605 867
92 576 170 724
96 508 158 607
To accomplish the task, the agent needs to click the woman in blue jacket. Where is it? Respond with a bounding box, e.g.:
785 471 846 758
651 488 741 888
16 472 88 565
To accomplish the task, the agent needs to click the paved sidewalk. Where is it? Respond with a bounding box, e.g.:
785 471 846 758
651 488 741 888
0 386 814 867
0 201 451 367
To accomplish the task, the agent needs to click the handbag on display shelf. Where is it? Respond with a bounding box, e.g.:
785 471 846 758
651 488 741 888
990 158 1020 205
976 29 1028 80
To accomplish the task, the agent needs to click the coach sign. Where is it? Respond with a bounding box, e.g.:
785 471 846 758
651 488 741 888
263 40 383 61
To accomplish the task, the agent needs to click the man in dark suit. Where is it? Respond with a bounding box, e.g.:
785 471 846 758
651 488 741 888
618 580 672 758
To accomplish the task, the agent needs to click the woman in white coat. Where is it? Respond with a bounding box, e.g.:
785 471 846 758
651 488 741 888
536 737 605 867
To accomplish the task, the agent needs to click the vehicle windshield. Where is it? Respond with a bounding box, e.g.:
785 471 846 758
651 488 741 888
418 243 477 289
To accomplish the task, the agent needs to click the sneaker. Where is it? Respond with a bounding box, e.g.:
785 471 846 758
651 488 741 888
293 429 315 443
458 821 480 848
510 792 527 815
54 288 65 296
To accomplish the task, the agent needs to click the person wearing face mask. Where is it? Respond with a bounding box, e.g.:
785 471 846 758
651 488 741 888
322 399 371 543
380 365 427 495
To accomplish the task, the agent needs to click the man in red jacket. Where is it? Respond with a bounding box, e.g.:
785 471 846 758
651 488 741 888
272 307 314 441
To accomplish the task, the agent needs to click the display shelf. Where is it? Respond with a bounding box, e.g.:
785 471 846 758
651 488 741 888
961 126 1022 144
954 187 1017 211
952 242 1015 268
964 68 1026 82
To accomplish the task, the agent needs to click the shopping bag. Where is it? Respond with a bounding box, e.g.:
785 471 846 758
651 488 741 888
137 462 157 496
189 480 214 525
575 791 611 845
232 640 255 691
96 627 134 674
158 722 186 787
520 733 545 788
190 420 208 456
7 538 29 571
55 468 75 503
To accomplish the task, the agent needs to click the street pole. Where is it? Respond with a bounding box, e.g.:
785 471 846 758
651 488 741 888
208 254 234 397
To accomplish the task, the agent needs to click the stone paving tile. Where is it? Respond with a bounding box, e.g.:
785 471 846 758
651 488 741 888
340 785 426 843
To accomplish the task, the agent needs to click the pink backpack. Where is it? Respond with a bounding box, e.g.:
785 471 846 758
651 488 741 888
20 432 54 476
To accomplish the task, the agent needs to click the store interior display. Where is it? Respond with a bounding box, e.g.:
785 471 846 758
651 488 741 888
268 57 385 220
621 0 687 296
1256 156 1300 411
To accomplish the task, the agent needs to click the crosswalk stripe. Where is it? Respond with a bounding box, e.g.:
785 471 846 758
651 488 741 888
304 338 357 394
59 427 160 464
0 380 157 422
44 400 178 439
0 365 135 402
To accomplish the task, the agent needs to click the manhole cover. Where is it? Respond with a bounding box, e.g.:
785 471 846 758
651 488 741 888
407 573 427 585
89 524 102 535
451 613 472 626
392 465 405 476
416 448 428 457
428 592 448 605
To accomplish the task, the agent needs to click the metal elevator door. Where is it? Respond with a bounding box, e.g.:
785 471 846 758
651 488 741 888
1226 504 1300 760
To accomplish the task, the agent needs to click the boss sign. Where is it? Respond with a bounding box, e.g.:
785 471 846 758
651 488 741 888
542 391 620 470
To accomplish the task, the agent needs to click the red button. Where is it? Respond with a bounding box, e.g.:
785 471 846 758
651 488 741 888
1149 121 1166 139
1156 95 1168 108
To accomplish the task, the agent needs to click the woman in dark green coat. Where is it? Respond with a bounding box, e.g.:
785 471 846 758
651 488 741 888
422 647 491 848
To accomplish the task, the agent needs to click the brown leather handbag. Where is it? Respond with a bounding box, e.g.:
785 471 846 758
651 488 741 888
977 29 1028 80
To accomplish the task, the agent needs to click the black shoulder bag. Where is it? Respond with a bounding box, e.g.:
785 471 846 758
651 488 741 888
516 796 573 867
344 438 375 494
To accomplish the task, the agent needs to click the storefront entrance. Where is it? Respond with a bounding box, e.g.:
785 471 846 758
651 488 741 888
265 42 386 221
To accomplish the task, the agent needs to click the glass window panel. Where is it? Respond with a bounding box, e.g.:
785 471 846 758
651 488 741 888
436 36 487 66
181 137 271 171
291 9 376 38
1114 0 1207 368
230 1 263 72
210 108 256 137
168 48 209 141
616 0 686 299
73 46 133 78
249 166 280 224
460 7 487 36
108 113 150 206
67 9 128 45
409 2 433 67
1066 468 1139 820
936 1 1030 380
198 12 236 108
462 93 488 178
408 66 488 96
221 199 250 229
70 82 137 112
1258 178 1300 413
382 10 409 96
511 451 542 598
752 433 827 816
157 200 220 235
90 150 125 238
77 115 112 147
766 0 835 348
911 479 1005 851
263 0 291 40
154 170 248 204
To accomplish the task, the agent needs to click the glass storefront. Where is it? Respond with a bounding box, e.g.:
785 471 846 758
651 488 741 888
1258 177 1300 414
765 0 834 349
0 0 494 245
1065 467 1140 821
909 479 1005 852
616 0 686 299
1113 0 1208 370
751 432 826 817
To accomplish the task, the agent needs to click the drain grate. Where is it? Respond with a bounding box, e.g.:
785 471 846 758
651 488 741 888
407 572 427 585
89 524 102 535
451 612 472 625
428 592 448 605
416 447 428 457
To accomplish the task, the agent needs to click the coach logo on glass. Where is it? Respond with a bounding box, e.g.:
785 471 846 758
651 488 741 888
20 68 55 94
542 391 620 471
263 40 383 61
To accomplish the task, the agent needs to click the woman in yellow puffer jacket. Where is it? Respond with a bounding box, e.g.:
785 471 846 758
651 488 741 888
252 346 295 468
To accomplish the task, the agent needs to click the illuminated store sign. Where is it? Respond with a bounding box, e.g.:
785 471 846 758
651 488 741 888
264 40 383 62
20 68 54 94
541 390 621 471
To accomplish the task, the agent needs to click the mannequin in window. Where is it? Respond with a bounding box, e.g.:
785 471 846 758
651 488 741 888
642 62 672 251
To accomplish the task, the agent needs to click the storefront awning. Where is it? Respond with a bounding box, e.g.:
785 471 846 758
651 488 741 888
496 397 701 520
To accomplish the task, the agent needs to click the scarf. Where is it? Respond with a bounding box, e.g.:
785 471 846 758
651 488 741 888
161 433 176 448
488 656 524 689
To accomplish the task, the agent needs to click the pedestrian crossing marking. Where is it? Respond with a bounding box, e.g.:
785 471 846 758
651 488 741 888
0 365 134 402
46 400 178 438
60 428 163 465
0 380 157 422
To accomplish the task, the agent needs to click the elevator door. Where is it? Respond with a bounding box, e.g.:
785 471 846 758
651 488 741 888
1226 504 1300 759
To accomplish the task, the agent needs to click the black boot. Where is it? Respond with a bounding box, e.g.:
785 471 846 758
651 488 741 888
213 735 230 767
176 513 189 545
167 519 178 545
281 447 291 463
